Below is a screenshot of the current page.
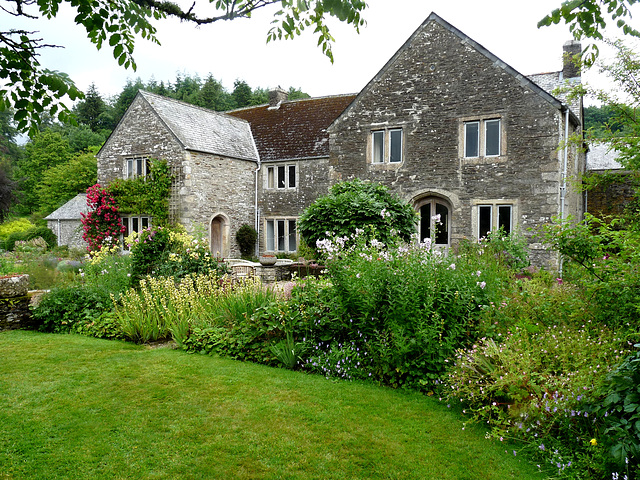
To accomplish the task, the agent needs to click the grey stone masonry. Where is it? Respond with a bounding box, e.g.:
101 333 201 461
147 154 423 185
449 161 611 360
327 14 584 269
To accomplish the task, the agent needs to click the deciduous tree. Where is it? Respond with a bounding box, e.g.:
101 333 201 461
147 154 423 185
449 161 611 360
1 0 367 134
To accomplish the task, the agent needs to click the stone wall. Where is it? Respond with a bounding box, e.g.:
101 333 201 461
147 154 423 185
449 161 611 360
586 171 636 217
257 157 332 252
47 219 86 249
182 151 256 258
327 20 583 269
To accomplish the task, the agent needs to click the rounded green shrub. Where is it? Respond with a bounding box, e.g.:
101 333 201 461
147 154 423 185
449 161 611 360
236 224 257 258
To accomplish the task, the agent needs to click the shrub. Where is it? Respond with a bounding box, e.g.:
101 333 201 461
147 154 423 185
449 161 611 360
311 230 499 390
4 226 57 251
236 224 257 258
81 184 125 252
588 345 640 475
298 179 418 252
0 218 35 241
33 284 112 333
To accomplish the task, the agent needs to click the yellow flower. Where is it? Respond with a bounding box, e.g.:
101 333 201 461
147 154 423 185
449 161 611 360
590 438 597 446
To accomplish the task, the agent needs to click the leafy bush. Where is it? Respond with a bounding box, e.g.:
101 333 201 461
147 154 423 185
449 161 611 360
541 214 640 328
81 184 125 252
0 218 35 241
33 284 112 333
4 226 57 251
589 345 640 475
236 224 257 258
298 179 418 251
443 323 633 479
310 230 499 390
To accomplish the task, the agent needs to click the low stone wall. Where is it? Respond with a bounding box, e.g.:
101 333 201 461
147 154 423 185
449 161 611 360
0 274 45 332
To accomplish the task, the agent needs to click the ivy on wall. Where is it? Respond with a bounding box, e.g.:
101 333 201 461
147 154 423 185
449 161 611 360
108 159 172 226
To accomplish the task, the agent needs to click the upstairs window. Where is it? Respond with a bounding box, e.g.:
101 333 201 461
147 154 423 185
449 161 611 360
463 118 502 158
125 157 149 179
266 164 296 190
371 128 403 164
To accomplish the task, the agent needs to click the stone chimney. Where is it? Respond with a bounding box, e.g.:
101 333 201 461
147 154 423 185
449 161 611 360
562 40 582 79
268 87 288 108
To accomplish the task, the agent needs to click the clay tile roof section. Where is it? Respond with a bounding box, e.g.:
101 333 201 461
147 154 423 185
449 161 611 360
227 94 356 162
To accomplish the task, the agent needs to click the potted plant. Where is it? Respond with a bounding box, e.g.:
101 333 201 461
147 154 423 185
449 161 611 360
259 254 277 266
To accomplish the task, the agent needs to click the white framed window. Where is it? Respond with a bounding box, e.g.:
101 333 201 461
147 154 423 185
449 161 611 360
476 203 512 240
266 164 297 190
463 118 502 158
125 157 149 179
121 216 151 239
265 218 297 253
371 128 403 164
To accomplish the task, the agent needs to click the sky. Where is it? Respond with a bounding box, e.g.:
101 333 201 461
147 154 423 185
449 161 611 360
9 0 639 102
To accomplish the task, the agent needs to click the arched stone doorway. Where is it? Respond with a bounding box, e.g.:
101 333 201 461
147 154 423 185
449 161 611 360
415 196 452 247
210 214 229 258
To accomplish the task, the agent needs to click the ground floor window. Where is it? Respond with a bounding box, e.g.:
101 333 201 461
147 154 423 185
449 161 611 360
265 218 297 253
476 204 512 239
121 216 151 239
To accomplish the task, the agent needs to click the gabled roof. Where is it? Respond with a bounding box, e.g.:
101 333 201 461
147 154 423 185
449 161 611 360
227 95 356 162
45 193 88 221
331 12 579 129
137 91 258 162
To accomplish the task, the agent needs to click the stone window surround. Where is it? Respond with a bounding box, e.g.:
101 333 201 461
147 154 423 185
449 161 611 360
121 215 152 245
124 156 150 179
459 115 507 164
368 127 404 165
264 217 297 253
265 163 297 190
471 199 518 240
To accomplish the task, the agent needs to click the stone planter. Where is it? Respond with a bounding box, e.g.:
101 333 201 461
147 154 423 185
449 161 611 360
259 255 277 266
0 274 29 298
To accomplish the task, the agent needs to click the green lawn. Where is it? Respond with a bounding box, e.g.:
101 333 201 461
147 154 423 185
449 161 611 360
0 331 546 480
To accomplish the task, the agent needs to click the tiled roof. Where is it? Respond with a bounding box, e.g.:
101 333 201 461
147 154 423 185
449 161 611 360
139 91 258 162
227 95 356 162
45 193 88 220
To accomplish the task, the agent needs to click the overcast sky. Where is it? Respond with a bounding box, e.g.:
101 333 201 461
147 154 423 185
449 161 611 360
11 0 638 101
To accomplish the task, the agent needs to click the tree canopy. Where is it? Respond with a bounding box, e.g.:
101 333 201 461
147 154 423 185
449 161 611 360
539 0 640 65
1 0 366 135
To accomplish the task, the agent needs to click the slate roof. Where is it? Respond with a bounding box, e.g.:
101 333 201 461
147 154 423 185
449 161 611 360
139 91 258 162
44 193 88 221
227 95 356 162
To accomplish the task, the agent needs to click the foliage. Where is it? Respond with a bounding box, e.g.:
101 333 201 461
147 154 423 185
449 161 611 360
3 0 364 134
0 166 16 222
81 184 125 251
298 179 418 252
108 158 172 225
126 226 172 284
538 0 640 65
589 345 640 474
36 148 98 217
4 226 56 251
309 230 498 390
236 223 257 258
479 228 531 271
12 130 72 215
33 284 112 333
541 214 640 328
0 217 34 240
444 321 633 479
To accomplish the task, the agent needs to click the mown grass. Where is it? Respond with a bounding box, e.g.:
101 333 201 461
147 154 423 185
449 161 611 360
0 331 545 480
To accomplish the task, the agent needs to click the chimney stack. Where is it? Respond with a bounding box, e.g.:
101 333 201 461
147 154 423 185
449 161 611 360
562 40 582 79
268 87 288 108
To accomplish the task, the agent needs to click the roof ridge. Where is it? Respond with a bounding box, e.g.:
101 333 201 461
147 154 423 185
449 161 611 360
226 93 358 113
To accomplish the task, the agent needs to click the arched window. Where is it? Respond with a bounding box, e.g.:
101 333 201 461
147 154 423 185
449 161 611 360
417 198 450 246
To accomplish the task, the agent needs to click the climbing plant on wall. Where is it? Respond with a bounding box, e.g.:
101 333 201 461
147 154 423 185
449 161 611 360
81 184 126 251
108 159 173 226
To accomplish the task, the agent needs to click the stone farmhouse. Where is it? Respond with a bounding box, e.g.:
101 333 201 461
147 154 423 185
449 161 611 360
96 12 585 267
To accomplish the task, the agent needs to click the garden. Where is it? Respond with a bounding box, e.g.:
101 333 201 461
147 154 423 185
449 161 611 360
0 179 639 480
